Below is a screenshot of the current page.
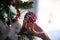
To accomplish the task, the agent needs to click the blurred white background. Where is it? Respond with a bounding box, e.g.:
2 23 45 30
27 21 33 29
37 0 60 40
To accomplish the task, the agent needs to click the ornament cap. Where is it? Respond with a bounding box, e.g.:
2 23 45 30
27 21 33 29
24 11 37 23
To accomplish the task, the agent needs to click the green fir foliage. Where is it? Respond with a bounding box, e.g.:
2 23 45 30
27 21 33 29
0 0 33 21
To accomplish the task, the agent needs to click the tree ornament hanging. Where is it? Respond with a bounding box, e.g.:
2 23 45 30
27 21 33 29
23 11 37 33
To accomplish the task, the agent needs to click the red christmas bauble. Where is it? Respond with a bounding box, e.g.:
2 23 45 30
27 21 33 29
24 11 37 23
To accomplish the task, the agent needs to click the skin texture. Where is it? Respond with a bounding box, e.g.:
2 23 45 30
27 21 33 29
23 12 50 40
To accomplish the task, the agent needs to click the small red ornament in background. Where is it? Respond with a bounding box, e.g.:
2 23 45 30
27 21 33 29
24 11 37 23
13 0 20 21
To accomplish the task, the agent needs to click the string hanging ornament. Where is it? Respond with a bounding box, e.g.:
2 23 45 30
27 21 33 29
13 0 20 21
